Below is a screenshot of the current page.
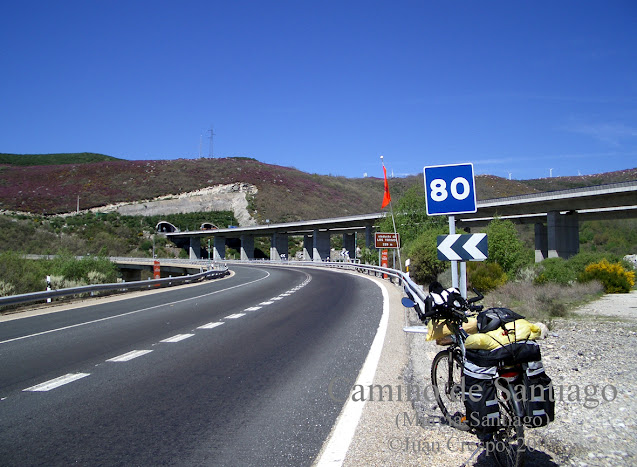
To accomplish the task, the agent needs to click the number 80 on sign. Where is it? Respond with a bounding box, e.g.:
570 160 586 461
424 163 477 216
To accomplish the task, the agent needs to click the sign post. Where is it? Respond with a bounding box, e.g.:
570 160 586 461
424 163 479 297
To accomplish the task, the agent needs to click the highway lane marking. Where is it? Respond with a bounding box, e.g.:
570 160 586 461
0 270 272 345
244 306 261 312
161 334 195 343
197 322 224 329
23 373 91 392
224 313 245 319
315 275 389 467
106 350 153 362
271 297 284 301
259 301 274 305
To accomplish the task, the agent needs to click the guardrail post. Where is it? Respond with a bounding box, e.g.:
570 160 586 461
46 276 52 303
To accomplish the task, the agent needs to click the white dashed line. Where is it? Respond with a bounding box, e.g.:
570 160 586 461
161 334 195 343
225 313 246 319
198 322 224 329
106 350 153 362
271 297 284 301
244 307 262 312
259 301 274 305
23 373 91 392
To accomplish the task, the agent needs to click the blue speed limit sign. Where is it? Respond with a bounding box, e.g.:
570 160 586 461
424 163 477 215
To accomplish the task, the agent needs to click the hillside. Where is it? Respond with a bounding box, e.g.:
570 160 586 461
0 152 121 166
0 155 635 223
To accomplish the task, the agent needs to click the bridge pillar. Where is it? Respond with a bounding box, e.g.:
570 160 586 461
270 232 289 261
365 224 375 249
303 235 313 261
343 233 356 260
240 234 255 261
213 236 226 261
189 237 201 260
534 223 548 262
313 229 330 262
547 210 579 259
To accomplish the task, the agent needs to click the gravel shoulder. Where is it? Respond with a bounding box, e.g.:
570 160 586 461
340 284 637 467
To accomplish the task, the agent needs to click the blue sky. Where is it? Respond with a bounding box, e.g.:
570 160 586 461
2 1 636 180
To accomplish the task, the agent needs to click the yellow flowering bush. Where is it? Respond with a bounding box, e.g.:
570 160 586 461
578 259 636 293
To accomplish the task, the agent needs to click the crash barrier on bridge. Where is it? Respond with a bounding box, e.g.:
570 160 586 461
223 259 428 312
0 264 229 308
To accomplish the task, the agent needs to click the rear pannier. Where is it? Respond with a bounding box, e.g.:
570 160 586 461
463 359 499 431
517 361 555 427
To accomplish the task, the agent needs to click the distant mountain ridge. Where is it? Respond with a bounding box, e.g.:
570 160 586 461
0 152 120 166
0 153 635 222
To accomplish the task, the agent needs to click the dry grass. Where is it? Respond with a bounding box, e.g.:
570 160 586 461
482 280 605 326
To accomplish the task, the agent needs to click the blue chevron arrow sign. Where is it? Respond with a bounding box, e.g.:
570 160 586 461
437 233 488 261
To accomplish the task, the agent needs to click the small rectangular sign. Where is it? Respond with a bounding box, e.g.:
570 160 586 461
375 232 400 249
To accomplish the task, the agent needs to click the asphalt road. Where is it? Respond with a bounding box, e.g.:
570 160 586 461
0 264 384 466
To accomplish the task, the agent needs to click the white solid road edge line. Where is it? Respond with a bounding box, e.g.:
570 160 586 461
314 278 390 467
23 373 91 392
106 350 153 362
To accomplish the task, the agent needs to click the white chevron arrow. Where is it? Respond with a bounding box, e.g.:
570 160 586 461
463 233 487 260
437 234 462 261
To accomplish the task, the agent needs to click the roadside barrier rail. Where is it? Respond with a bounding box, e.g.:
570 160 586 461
0 263 229 308
5 256 425 312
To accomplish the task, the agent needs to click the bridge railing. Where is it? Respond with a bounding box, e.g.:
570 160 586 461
0 264 229 308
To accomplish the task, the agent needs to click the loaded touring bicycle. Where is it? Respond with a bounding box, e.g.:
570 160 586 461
403 282 555 467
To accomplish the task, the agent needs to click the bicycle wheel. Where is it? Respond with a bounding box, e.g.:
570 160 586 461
490 382 526 467
431 349 469 431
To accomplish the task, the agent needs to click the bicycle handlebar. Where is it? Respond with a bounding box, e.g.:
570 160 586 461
403 285 485 323
421 288 484 322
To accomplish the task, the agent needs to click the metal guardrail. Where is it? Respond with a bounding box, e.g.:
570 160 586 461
0 265 229 308
6 255 425 312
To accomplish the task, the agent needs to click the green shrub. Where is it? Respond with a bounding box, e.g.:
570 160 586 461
0 280 16 297
578 259 636 293
359 247 378 265
485 218 532 274
404 226 449 285
48 253 118 283
534 258 577 285
0 251 49 294
468 262 508 292
567 251 622 276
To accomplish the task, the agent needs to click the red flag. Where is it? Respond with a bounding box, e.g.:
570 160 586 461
381 165 391 209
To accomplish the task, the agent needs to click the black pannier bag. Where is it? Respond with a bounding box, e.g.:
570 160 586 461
465 341 542 367
465 341 555 429
518 361 555 427
463 359 499 432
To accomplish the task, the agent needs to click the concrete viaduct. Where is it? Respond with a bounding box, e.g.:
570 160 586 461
163 180 637 262
164 213 379 262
